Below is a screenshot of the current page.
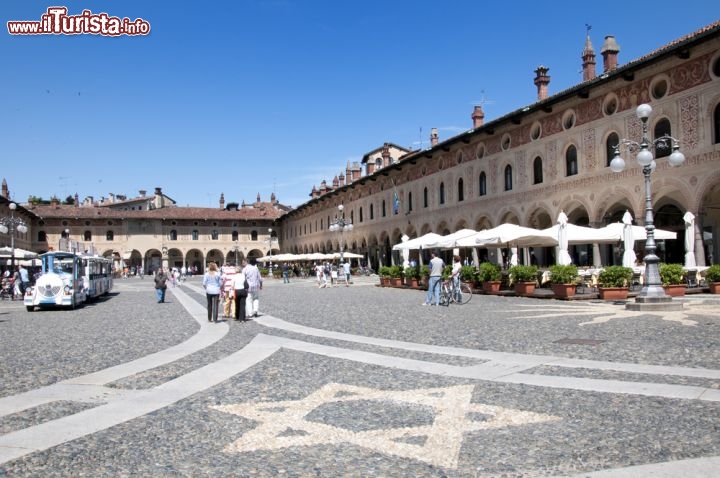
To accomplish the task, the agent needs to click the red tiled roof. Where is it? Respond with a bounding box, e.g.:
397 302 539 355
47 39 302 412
27 203 286 221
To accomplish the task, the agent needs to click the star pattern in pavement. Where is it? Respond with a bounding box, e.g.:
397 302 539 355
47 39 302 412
210 383 560 469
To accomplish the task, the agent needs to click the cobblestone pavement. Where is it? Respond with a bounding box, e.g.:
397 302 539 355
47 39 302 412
0 275 718 477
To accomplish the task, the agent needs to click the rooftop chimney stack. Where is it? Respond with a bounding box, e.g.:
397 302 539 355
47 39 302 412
601 35 620 72
534 66 551 101
471 106 485 129
430 128 439 147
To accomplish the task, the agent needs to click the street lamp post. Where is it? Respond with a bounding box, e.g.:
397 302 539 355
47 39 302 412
267 228 274 274
610 103 685 311
233 240 239 265
329 204 353 264
0 202 29 269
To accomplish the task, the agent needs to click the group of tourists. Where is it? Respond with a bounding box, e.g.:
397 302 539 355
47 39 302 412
200 258 262 323
1 265 32 301
314 261 351 288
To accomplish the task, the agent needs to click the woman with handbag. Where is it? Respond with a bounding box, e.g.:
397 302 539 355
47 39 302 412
231 266 249 321
202 262 222 322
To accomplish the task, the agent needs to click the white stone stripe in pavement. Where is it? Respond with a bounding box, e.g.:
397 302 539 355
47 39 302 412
255 315 720 380
0 334 281 465
0 286 226 417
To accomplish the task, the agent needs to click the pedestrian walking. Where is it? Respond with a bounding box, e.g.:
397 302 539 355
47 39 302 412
282 263 290 283
202 262 222 322
342 260 351 286
221 265 236 318
242 258 263 318
154 267 168 303
231 266 249 321
423 251 445 306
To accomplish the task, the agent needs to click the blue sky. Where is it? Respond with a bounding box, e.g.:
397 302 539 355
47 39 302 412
1 1 714 208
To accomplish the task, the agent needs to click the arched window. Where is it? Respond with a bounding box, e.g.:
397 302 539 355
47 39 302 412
359 207 363 223
566 145 578 176
38 231 47 242
192 230 199 240
408 191 413 212
169 229 177 241
423 187 428 208
382 200 386 217
83 230 92 241
251 230 258 241
106 230 113 241
479 172 487 196
606 132 619 166
533 157 543 184
457 178 464 202
654 118 672 158
439 182 445 205
231 231 238 241
504 165 513 191
714 103 720 144
370 204 374 220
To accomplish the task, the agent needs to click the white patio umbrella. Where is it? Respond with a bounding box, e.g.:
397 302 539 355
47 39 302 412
427 228 478 249
621 210 637 268
683 211 696 268
556 211 573 265
0 246 37 259
599 223 677 241
391 232 444 251
467 223 557 248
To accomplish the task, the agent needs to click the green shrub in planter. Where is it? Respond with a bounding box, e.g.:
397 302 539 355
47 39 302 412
388 265 404 278
478 262 502 282
549 264 578 284
420 264 430 278
378 266 392 279
659 263 685 286
705 264 720 283
405 265 421 280
509 264 539 283
597 265 633 288
460 265 477 282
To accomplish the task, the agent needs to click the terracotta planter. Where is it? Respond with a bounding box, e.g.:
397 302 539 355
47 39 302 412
551 283 576 298
663 284 686 297
709 282 720 294
380 277 390 286
390 278 403 287
514 281 536 296
483 281 502 294
597 287 628 300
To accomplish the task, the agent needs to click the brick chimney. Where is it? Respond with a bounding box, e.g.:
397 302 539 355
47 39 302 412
381 143 391 167
534 66 551 101
154 187 164 209
430 128 438 147
1 178 8 199
581 31 596 81
471 106 485 129
219 192 225 209
339 172 345 186
74 192 79 207
601 35 620 72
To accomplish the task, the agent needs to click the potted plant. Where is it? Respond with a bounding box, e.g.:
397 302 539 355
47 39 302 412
405 265 420 288
378 266 391 286
597 265 633 300
419 264 430 286
549 264 578 298
478 261 502 293
659 263 686 297
705 264 720 294
388 265 404 287
509 264 539 296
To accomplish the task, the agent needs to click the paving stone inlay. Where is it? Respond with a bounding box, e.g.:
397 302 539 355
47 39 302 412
0 276 718 477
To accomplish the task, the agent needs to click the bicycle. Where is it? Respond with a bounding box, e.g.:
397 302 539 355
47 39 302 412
434 278 472 306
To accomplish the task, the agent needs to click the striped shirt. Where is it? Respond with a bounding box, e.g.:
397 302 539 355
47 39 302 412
243 264 263 293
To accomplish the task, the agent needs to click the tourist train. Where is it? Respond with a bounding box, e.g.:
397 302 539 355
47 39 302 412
24 251 113 311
